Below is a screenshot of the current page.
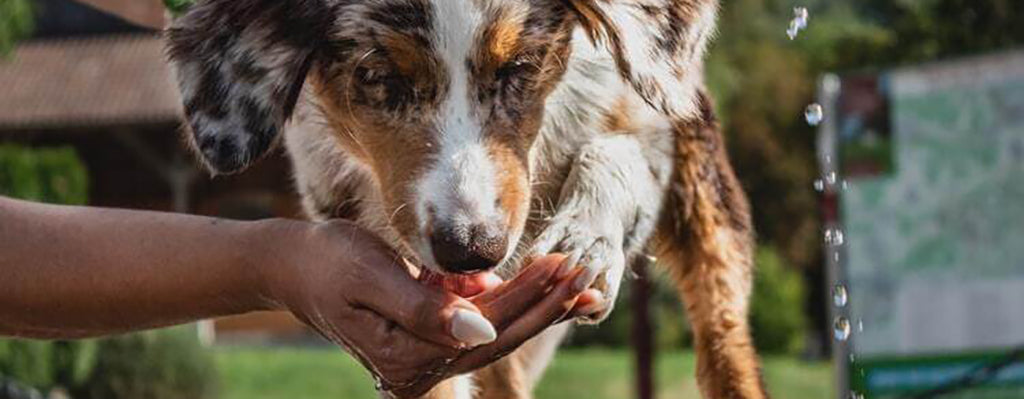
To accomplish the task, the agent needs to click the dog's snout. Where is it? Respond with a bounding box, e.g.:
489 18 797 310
430 223 507 273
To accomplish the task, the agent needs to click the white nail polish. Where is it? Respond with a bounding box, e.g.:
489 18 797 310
451 309 497 347
574 266 600 291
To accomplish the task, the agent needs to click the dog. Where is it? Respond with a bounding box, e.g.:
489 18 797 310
167 0 766 397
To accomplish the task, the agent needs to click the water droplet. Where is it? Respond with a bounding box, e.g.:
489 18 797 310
825 228 845 247
833 252 840 262
786 19 800 40
832 284 848 307
825 171 838 185
841 180 849 190
813 179 825 192
793 7 809 29
805 103 824 126
849 353 856 363
833 317 851 341
848 392 864 399
857 318 864 332
373 376 384 391
824 155 832 165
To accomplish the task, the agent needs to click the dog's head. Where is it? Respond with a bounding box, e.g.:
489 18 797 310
167 0 619 274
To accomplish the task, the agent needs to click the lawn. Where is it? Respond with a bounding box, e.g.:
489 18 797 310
216 347 832 399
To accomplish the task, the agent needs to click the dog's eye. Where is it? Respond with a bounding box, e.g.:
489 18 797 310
355 66 399 86
495 56 536 81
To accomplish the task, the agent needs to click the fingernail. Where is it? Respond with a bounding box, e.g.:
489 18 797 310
451 309 497 347
576 301 605 317
573 266 600 292
556 250 583 280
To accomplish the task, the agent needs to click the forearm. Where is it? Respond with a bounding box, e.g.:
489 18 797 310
0 196 295 339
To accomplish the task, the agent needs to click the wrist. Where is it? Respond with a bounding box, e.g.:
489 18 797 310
245 218 313 312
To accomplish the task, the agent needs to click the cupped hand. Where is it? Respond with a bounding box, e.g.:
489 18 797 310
262 220 601 398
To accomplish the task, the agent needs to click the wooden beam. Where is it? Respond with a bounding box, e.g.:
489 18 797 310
74 0 168 29
632 255 655 399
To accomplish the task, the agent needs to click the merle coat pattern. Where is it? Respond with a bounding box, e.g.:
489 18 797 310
167 0 767 398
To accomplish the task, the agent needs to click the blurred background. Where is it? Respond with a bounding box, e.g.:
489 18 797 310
0 0 1021 398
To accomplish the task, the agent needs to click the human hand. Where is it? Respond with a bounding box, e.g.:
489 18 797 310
260 220 601 397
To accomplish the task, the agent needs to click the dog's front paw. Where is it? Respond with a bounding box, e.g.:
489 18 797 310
530 213 626 324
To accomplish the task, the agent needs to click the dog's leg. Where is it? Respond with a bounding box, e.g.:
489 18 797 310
530 132 674 323
652 93 768 399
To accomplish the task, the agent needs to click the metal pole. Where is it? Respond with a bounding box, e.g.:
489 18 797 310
817 73 849 399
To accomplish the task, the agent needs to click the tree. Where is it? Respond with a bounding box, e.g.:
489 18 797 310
0 0 32 55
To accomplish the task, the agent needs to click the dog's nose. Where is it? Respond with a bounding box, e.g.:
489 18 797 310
430 223 507 273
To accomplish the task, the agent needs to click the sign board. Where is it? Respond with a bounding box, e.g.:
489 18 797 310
821 50 1024 398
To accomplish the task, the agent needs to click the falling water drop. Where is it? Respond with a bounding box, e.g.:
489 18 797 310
848 392 864 399
833 317 852 341
841 180 850 191
825 228 845 247
814 179 825 192
825 171 838 185
805 103 824 126
832 284 848 307
373 376 384 391
793 7 809 30
857 318 864 332
833 252 840 262
786 19 800 40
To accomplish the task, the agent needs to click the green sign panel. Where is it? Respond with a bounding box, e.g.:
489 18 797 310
837 50 1024 398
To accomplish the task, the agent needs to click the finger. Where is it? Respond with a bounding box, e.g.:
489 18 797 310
389 267 587 398
451 272 504 297
353 251 494 348
561 288 604 322
473 254 571 330
458 267 587 374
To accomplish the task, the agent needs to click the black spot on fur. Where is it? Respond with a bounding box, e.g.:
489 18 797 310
367 0 432 31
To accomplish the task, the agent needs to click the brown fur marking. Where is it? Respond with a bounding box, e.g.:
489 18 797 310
653 91 768 399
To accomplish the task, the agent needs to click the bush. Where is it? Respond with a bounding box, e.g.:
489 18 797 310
0 145 88 205
77 328 216 399
749 247 808 355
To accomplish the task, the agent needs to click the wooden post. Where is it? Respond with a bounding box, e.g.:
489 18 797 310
632 255 655 399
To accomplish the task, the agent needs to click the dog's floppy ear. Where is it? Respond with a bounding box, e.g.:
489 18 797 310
166 0 331 174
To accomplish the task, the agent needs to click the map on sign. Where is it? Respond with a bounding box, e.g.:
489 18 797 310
838 51 1024 397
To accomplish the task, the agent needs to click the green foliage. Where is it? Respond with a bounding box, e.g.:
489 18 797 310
0 341 54 389
163 0 196 16
0 145 89 205
0 0 32 56
750 248 807 355
78 328 217 399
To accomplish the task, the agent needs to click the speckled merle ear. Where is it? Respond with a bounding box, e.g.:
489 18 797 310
166 0 331 174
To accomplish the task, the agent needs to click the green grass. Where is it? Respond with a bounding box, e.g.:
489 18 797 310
216 347 832 399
